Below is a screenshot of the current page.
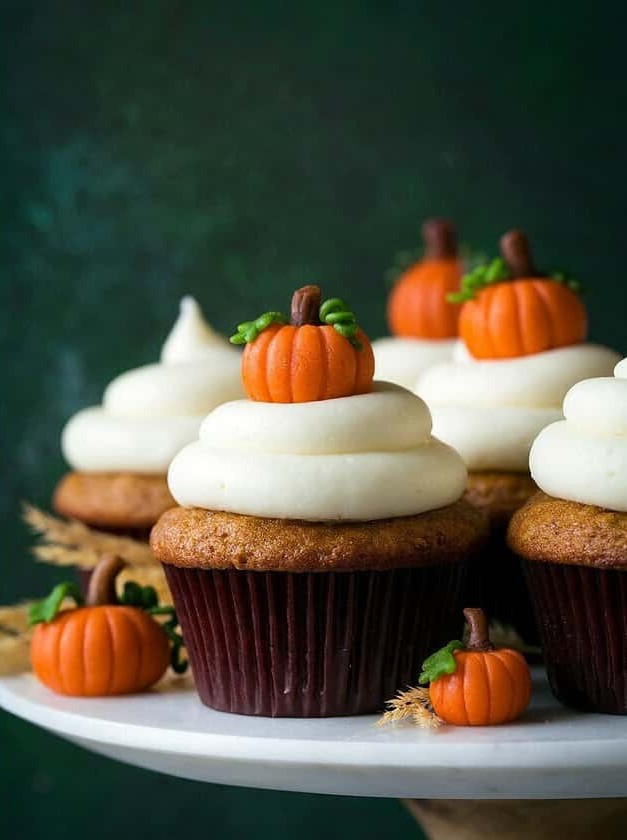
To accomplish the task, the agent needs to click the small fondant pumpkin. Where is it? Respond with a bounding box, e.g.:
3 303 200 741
420 607 531 726
30 555 186 697
452 230 586 359
231 285 374 402
387 218 463 339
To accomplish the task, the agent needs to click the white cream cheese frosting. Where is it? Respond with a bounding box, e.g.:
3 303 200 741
62 297 244 474
530 358 627 511
168 381 468 521
416 343 622 472
372 337 458 389
160 297 231 362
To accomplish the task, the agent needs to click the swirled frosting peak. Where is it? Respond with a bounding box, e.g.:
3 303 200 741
417 343 621 471
530 358 627 511
168 381 468 521
161 296 231 363
62 298 244 474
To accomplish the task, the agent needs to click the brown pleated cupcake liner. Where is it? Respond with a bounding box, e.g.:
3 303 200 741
465 523 540 648
524 560 627 714
163 563 467 717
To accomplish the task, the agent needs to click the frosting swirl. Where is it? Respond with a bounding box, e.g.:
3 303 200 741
530 358 627 511
417 343 622 471
372 337 458 389
62 297 244 474
161 296 233 362
168 382 467 521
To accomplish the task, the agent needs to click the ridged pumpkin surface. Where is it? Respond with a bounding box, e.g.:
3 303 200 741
429 648 531 726
387 258 462 339
459 277 587 359
31 606 170 696
242 324 374 403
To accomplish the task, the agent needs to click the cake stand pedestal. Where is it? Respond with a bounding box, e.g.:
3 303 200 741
1 669 626 839
404 798 627 839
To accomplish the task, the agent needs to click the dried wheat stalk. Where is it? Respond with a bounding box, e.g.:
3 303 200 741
22 504 155 569
378 685 442 729
0 603 33 675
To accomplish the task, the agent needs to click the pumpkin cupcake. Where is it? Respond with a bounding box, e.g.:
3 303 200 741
509 358 627 714
372 219 463 388
151 285 487 717
417 230 621 641
54 297 243 590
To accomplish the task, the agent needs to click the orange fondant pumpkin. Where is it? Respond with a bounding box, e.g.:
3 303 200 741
233 285 375 403
31 604 170 696
457 230 587 359
387 218 462 339
29 555 180 697
420 607 531 726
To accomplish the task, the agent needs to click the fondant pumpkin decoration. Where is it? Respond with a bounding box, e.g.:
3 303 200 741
29 554 187 697
419 607 531 726
387 218 463 339
450 230 586 359
230 285 374 402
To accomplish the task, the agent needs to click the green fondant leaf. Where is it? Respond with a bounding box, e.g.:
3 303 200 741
319 297 364 350
229 311 287 345
551 270 583 293
447 257 510 303
119 580 143 606
419 640 463 685
449 255 584 304
28 582 84 626
148 605 189 673
140 585 158 609
170 642 189 674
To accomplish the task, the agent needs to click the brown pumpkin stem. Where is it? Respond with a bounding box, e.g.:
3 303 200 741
422 218 457 259
500 229 538 278
463 607 494 652
291 285 322 326
85 554 126 607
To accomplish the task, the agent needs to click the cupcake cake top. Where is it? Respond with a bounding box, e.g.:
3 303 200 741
530 357 627 512
62 297 244 474
373 219 462 388
167 285 468 521
417 231 621 472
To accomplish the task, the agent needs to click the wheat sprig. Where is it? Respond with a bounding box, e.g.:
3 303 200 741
378 685 441 729
22 504 155 568
0 602 34 674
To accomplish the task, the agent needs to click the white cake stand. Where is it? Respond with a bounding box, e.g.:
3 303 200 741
2 669 627 839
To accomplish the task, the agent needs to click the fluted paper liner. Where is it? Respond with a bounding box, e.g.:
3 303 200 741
524 561 627 714
164 563 466 717
466 523 539 646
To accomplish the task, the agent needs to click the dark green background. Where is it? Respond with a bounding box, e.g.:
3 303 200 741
2 2 625 838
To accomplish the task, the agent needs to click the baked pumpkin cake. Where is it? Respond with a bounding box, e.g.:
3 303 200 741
151 284 487 717
509 357 627 714
53 297 243 592
417 229 621 641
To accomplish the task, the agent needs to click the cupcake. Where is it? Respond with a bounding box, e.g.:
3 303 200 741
417 230 621 640
54 297 243 590
509 357 627 714
372 219 462 388
151 285 487 717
